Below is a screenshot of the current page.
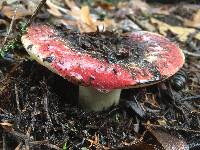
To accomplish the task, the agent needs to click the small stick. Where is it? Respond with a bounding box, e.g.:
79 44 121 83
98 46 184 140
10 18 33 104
1 1 18 49
179 95 200 102
15 143 23 150
14 84 21 114
29 140 61 150
24 127 31 150
126 15 152 31
143 123 200 133
2 132 6 150
26 0 47 27
183 50 200 57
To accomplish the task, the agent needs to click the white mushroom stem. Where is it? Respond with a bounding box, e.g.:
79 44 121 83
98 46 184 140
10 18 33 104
79 86 121 111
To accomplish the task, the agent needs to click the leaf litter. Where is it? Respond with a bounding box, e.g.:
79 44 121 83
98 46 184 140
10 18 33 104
0 0 200 149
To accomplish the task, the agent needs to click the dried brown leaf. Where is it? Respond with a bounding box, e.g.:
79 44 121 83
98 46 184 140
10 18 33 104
80 5 96 31
94 1 114 10
184 9 200 28
1 5 32 19
149 128 189 150
124 142 159 150
117 0 150 17
151 18 200 42
62 0 116 32
46 0 66 17
46 0 68 14
65 0 79 11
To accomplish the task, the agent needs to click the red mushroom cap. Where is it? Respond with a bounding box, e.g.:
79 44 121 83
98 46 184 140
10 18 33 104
21 24 184 91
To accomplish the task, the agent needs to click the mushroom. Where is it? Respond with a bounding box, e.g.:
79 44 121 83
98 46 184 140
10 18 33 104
21 24 185 111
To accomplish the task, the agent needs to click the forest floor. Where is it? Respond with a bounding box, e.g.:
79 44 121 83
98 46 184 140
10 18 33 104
0 0 200 149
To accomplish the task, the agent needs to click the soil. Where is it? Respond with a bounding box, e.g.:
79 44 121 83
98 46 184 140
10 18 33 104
0 0 200 149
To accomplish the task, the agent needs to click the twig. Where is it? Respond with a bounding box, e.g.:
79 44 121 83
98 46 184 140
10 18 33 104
179 95 200 102
186 30 200 51
15 143 23 150
29 140 62 150
1 1 18 49
6 129 29 141
25 127 31 150
2 132 6 150
26 0 47 27
183 50 200 57
4 128 61 149
15 127 31 150
16 140 62 150
14 84 21 114
143 123 200 133
126 15 152 31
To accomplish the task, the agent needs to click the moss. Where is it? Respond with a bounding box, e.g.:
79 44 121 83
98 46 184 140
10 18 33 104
0 21 27 58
